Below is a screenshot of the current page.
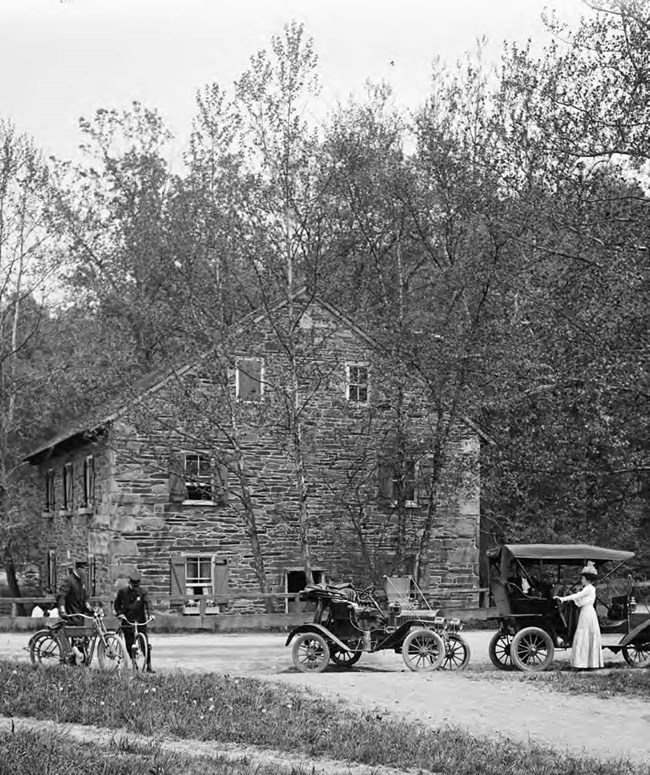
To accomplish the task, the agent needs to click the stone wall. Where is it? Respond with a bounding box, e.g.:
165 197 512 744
35 299 482 611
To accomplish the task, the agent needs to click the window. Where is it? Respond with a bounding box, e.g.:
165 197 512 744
236 358 263 401
378 459 418 507
83 455 95 508
170 554 229 615
184 453 212 501
346 363 369 403
45 469 55 513
62 462 73 511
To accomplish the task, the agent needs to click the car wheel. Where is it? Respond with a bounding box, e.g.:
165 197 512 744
292 632 330 673
488 631 515 671
510 626 555 672
330 648 362 667
401 628 445 672
441 633 471 670
622 641 650 668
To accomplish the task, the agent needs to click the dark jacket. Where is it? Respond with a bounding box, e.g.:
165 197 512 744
114 585 151 624
56 572 91 617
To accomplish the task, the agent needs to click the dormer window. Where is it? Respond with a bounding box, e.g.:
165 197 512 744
346 363 369 403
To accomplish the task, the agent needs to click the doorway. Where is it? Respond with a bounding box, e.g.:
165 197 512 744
285 568 326 613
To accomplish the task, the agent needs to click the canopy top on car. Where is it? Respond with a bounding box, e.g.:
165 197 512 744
488 543 635 579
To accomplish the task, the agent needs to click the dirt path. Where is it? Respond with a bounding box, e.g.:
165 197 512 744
3 629 649 765
273 667 650 766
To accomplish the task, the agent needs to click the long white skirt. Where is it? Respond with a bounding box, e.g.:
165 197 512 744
571 604 603 669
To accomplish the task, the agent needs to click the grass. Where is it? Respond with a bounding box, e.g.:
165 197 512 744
470 661 650 701
0 661 647 775
0 728 309 774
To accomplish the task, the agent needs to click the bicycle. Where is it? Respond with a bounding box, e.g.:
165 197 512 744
29 608 128 670
116 615 155 671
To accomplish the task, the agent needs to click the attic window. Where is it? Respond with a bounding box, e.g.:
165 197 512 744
236 358 263 402
184 453 213 501
346 363 369 403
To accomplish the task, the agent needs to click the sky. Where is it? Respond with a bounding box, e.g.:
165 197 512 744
0 0 588 165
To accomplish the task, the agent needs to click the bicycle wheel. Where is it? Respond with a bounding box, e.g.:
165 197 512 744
132 633 148 672
97 633 129 670
29 631 63 667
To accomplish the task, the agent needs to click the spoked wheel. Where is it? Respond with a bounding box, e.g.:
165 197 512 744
441 633 471 670
131 633 149 672
622 642 650 668
488 631 515 671
98 633 129 670
330 647 362 668
510 627 555 672
401 628 445 672
292 632 330 673
29 631 63 667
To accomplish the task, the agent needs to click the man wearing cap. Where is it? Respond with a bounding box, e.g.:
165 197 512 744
114 572 155 672
56 561 94 626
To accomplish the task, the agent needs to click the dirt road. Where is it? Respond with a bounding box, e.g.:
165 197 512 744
2 630 648 765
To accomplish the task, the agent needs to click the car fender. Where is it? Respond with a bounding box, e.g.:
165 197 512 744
618 617 650 647
285 624 353 652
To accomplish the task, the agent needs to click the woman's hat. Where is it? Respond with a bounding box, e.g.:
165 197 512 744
581 561 597 577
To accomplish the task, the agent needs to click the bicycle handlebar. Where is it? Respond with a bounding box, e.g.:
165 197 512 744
118 615 155 627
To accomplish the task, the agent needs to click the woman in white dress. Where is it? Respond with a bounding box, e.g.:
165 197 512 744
556 562 603 670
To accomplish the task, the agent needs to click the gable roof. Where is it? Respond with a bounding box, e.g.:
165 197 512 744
24 288 491 464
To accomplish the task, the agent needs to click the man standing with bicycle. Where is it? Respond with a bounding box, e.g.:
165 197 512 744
114 571 155 672
56 559 94 664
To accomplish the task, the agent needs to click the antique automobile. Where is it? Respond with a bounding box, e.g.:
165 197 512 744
286 582 469 673
487 543 650 672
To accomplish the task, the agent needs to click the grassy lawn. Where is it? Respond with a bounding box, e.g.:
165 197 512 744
0 728 303 775
0 661 646 775
470 661 650 701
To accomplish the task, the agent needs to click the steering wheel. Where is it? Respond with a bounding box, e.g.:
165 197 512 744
358 585 375 600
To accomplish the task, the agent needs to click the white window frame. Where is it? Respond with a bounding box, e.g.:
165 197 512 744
345 362 369 404
183 452 214 505
183 554 221 615
235 357 265 402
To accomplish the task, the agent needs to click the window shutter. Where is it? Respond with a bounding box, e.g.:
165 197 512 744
170 555 186 597
213 559 229 597
215 463 229 505
378 463 394 504
238 359 262 401
168 453 186 503
84 456 95 507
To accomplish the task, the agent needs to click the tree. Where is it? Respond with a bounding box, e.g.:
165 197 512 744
0 122 64 607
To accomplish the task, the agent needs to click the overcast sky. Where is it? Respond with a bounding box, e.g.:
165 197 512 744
0 0 587 164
